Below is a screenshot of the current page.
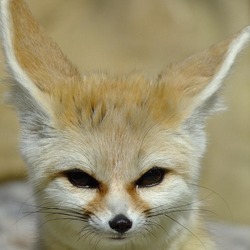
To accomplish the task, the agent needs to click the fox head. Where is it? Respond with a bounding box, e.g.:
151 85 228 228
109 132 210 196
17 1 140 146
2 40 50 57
1 0 249 249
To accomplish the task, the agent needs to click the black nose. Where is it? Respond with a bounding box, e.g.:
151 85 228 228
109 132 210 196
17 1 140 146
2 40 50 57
109 214 132 233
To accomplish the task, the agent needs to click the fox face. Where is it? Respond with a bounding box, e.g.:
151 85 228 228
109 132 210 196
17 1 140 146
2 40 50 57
19 74 201 249
1 0 249 249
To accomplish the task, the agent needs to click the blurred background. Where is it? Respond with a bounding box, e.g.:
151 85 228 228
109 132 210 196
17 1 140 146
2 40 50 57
0 0 249 239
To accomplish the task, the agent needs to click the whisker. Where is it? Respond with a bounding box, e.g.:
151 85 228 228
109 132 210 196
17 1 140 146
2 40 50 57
38 216 85 230
144 191 215 217
145 220 169 238
147 207 216 219
188 182 233 219
163 214 207 250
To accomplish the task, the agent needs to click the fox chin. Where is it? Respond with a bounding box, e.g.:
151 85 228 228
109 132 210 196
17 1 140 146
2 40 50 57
1 0 249 249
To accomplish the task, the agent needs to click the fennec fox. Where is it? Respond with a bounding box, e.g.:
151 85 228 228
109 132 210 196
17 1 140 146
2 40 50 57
0 0 249 249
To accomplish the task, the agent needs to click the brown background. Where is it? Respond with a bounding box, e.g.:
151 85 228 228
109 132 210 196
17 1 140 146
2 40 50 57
0 0 249 225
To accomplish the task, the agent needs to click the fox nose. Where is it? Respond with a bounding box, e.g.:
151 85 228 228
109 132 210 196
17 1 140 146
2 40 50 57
109 214 132 233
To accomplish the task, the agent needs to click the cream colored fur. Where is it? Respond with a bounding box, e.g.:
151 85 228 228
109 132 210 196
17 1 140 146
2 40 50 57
0 0 249 250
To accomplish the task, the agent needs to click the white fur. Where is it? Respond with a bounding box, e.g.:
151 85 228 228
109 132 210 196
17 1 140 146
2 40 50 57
0 0 40 96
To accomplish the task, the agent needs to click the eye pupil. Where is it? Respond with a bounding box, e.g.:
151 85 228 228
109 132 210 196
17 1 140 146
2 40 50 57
136 167 166 188
64 169 99 189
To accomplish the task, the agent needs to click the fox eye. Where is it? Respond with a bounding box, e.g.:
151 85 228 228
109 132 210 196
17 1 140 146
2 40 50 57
64 169 99 189
136 167 166 188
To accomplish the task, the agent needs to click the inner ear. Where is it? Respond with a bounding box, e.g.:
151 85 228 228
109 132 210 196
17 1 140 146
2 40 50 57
158 26 250 120
1 0 81 106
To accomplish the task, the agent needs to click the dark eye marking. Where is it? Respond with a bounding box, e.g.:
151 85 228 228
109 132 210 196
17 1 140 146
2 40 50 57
63 169 99 189
135 167 167 188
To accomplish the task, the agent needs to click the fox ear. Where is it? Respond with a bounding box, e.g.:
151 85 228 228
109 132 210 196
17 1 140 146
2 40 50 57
0 0 81 113
159 27 250 120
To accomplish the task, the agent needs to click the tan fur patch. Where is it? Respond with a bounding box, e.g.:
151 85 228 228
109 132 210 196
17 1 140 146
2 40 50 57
84 183 109 215
126 183 151 213
53 74 185 131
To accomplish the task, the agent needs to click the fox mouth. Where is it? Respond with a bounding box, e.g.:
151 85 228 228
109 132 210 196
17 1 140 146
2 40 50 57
109 234 127 240
110 237 125 240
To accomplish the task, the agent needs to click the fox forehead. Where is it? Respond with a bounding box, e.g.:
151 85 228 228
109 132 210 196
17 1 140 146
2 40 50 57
51 72 185 131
